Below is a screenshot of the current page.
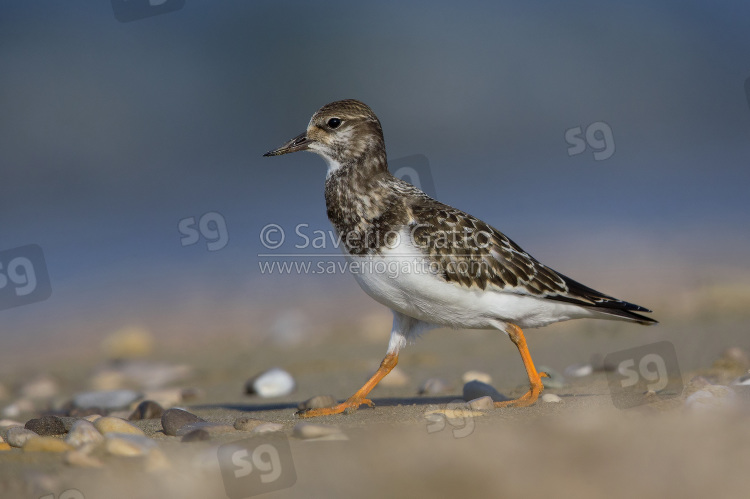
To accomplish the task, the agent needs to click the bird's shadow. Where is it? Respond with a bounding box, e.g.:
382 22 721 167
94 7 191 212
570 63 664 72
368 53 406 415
190 395 482 414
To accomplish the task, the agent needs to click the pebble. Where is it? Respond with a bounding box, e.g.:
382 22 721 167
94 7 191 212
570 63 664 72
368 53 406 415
180 387 204 402
378 366 409 388
129 400 164 421
104 433 156 457
253 423 284 434
0 419 23 429
418 378 449 395
25 415 66 436
0 443 10 451
539 366 567 389
161 408 205 436
141 389 183 409
175 422 235 437
542 393 562 403
65 420 104 448
73 390 142 411
181 429 210 442
94 416 145 436
23 436 73 453
714 347 750 371
685 385 737 412
20 375 59 400
6 427 39 447
293 422 346 440
564 363 594 378
467 396 495 411
732 374 750 385
234 416 268 432
245 368 296 398
60 417 80 432
83 414 103 423
462 380 508 402
462 370 492 385
297 395 337 411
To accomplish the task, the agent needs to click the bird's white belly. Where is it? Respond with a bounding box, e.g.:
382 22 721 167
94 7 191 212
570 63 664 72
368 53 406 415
346 237 594 330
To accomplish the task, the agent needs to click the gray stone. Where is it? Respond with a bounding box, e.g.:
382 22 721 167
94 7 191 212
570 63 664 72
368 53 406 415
73 389 141 410
161 408 205 436
253 422 284 434
542 393 562 403
6 427 39 448
129 400 164 421
25 415 66 436
297 395 337 411
65 419 104 447
462 380 508 402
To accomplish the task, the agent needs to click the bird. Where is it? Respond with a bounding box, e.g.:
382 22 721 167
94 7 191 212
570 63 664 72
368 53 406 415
264 99 657 417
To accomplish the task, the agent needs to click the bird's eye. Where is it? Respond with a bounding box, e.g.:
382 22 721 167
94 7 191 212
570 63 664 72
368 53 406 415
327 118 342 129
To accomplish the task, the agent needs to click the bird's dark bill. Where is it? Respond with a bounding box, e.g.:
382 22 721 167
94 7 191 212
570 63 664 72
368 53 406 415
263 132 309 156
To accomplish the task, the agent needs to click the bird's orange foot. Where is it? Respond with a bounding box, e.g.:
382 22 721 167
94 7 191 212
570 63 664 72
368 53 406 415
494 372 549 408
296 397 374 418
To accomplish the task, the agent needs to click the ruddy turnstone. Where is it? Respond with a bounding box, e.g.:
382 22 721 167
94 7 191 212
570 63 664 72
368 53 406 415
264 99 657 417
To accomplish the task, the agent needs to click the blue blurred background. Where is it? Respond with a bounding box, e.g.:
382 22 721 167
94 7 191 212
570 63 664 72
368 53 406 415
1 1 749 359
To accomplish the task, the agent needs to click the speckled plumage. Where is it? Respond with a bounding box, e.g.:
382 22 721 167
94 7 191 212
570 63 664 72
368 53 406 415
264 99 657 416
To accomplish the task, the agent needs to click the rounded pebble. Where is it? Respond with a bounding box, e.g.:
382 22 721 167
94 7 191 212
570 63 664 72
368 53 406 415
6 427 39 448
23 436 73 453
246 368 296 398
293 422 345 440
564 363 594 378
297 395 337 411
161 408 205 436
233 416 268 432
104 433 156 457
94 416 145 436
20 375 59 400
542 393 562 403
129 400 164 421
418 378 449 396
462 371 492 385
25 415 66 436
73 390 142 411
65 419 104 448
141 389 183 409
0 442 11 451
467 396 495 411
539 366 567 389
462 380 507 402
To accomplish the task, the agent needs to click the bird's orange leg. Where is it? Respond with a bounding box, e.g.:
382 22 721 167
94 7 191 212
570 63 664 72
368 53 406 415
494 324 549 408
296 352 398 418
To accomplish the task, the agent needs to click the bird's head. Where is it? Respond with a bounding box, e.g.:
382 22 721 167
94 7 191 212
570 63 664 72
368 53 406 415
264 99 387 176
